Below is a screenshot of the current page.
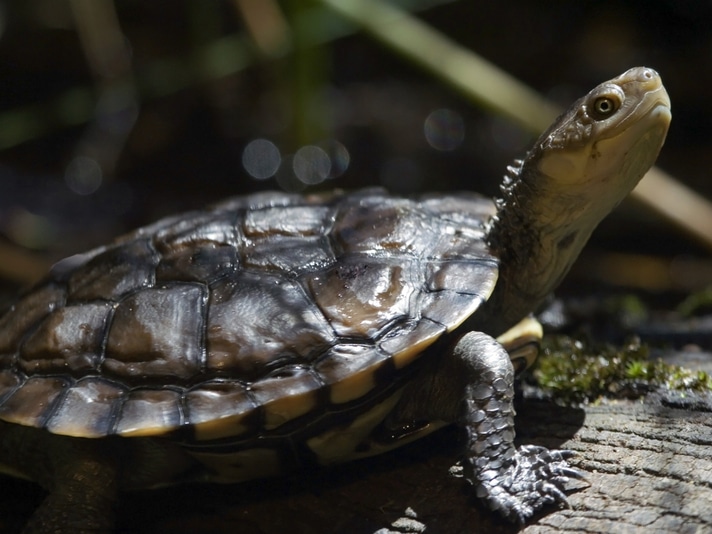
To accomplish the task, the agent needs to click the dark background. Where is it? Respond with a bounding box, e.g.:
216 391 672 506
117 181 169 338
0 0 709 293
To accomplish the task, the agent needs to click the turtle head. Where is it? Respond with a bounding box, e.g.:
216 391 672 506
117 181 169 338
532 66 671 215
482 67 670 334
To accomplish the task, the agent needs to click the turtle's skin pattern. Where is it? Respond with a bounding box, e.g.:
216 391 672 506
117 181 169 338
0 67 671 532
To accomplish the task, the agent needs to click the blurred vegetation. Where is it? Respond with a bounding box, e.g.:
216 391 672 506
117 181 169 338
0 0 710 292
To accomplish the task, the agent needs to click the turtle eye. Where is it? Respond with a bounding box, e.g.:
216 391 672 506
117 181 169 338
590 96 618 120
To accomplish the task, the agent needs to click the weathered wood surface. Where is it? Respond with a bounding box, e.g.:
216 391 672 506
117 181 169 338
3 388 711 533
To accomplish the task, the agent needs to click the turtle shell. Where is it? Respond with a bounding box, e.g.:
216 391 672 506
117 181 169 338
0 189 498 466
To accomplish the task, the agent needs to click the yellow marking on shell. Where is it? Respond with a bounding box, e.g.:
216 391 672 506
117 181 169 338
384 320 445 370
261 388 318 431
117 425 176 438
250 366 322 430
0 376 67 428
316 344 384 405
115 390 181 437
191 413 254 442
46 379 125 438
496 316 543 373
329 367 376 405
390 336 434 369
186 384 256 441
307 389 405 465
189 448 282 484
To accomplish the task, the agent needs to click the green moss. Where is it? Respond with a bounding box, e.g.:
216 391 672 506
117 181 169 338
533 335 712 404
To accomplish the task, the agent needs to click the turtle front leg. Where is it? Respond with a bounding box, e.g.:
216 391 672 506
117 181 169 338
389 331 582 523
452 331 581 523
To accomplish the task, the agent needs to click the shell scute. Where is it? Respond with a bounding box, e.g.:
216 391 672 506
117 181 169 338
184 381 258 441
154 212 238 251
314 344 389 404
250 365 322 431
243 205 331 238
379 318 446 368
67 238 158 302
0 189 499 443
425 259 498 295
45 377 126 437
104 284 206 381
210 191 304 212
305 259 416 339
156 242 237 284
19 301 113 374
154 212 238 283
0 370 21 406
418 290 484 333
420 192 496 224
115 388 182 437
242 235 335 276
205 274 335 378
0 283 65 358
0 375 69 428
332 198 428 256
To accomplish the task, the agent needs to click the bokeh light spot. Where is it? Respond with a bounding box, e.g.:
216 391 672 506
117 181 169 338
65 156 103 195
321 139 350 178
242 139 281 180
424 108 465 151
293 145 331 185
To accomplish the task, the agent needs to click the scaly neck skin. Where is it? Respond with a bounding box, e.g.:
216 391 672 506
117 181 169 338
473 67 671 336
479 163 605 335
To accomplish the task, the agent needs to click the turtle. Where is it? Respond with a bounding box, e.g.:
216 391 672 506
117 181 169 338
0 66 670 533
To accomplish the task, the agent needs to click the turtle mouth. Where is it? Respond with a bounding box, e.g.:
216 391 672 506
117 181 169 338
645 90 671 122
650 99 672 127
616 83 671 137
622 87 671 149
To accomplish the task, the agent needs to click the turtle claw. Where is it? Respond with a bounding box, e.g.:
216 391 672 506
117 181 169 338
471 445 583 524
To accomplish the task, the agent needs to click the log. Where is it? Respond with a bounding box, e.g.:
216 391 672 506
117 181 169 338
2 387 711 533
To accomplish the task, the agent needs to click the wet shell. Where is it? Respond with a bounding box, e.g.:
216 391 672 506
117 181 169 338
0 188 498 468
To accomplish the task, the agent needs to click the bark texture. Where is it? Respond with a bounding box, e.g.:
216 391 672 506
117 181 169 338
2 387 711 533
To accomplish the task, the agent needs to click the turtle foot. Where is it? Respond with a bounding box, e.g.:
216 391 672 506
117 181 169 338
471 445 584 524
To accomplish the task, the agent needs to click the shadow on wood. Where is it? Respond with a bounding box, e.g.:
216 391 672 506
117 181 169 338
3 394 711 533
